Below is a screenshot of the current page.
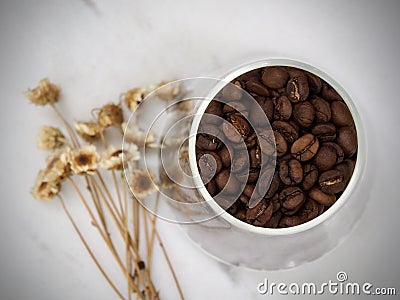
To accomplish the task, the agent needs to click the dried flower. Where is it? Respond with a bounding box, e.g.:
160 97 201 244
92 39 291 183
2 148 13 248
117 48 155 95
31 169 61 201
74 120 103 142
24 78 60 106
68 145 100 175
45 150 71 181
122 122 157 148
124 87 147 111
154 81 181 101
98 103 123 128
100 144 140 170
36 126 66 151
128 170 155 198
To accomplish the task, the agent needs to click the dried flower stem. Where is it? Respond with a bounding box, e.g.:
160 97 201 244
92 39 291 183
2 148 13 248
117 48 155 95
50 103 80 148
96 171 124 222
59 195 126 300
147 192 161 269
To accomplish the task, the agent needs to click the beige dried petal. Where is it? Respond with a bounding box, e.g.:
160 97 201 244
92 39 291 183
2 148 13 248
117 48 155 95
36 126 66 151
154 81 181 101
122 122 157 148
98 103 123 128
74 121 103 142
124 87 147 111
100 144 140 170
31 169 61 201
128 170 155 198
24 78 60 106
68 145 100 175
45 150 71 181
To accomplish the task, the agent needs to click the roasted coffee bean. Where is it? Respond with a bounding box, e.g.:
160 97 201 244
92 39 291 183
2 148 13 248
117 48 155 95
324 142 344 164
331 101 353 127
245 80 270 96
249 146 261 168
279 187 306 216
215 169 240 194
302 164 319 191
309 187 336 206
197 151 223 182
274 95 292 120
306 72 322 94
206 179 218 196
246 199 273 226
287 75 309 102
273 130 288 157
318 169 346 194
221 83 242 101
196 134 222 150
264 211 282 228
311 97 331 123
313 144 337 171
293 101 315 128
261 67 289 89
196 65 358 228
279 159 303 186
321 83 342 101
223 101 249 117
231 150 249 173
336 126 357 157
218 146 231 168
291 133 319 161
312 123 336 142
272 121 299 143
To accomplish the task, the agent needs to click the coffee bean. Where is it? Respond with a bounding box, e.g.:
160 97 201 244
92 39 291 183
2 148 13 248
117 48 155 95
311 97 331 123
321 83 342 101
243 184 255 198
197 151 223 182
309 187 336 206
215 169 240 194
306 72 322 94
272 121 299 143
273 130 288 157
335 159 356 185
230 113 251 138
291 133 319 161
206 179 218 196
264 210 282 228
302 164 319 191
279 187 306 215
287 75 309 102
246 199 273 226
234 209 247 221
312 123 336 142
323 142 344 164
205 99 223 117
231 150 249 173
245 80 270 96
221 83 242 101
279 198 319 227
257 168 279 199
336 126 357 157
223 101 249 118
218 146 231 168
279 159 303 186
293 101 315 128
313 144 337 171
331 101 353 127
196 134 222 150
274 95 292 120
318 169 346 194
261 67 289 89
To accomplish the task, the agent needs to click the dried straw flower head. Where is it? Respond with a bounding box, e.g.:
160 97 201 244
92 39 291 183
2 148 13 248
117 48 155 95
128 170 156 198
45 150 71 181
68 145 100 175
154 81 182 101
36 126 66 151
122 122 157 148
31 169 61 201
124 87 147 112
24 78 60 106
97 103 123 128
100 144 140 171
74 120 103 142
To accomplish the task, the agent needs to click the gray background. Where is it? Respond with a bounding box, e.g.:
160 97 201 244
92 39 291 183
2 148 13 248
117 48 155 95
0 0 399 299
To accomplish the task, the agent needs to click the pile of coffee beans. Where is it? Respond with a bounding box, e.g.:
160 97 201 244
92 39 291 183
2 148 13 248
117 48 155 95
195 66 357 228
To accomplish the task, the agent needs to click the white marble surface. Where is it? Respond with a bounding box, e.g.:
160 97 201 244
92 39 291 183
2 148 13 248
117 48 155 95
1 0 399 299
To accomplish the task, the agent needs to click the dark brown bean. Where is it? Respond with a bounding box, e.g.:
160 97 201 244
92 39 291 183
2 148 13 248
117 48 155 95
272 121 299 144
302 163 319 191
321 83 342 101
312 123 336 142
336 126 357 157
318 169 346 194
197 151 223 182
313 144 337 171
245 80 270 96
215 169 240 194
306 72 322 94
331 101 353 127
274 95 292 120
309 187 336 206
293 101 315 128
279 187 306 216
279 159 303 186
287 75 309 102
291 134 320 161
261 67 289 89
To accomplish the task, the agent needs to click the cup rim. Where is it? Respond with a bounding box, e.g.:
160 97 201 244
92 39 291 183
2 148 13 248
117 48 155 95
188 58 365 236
